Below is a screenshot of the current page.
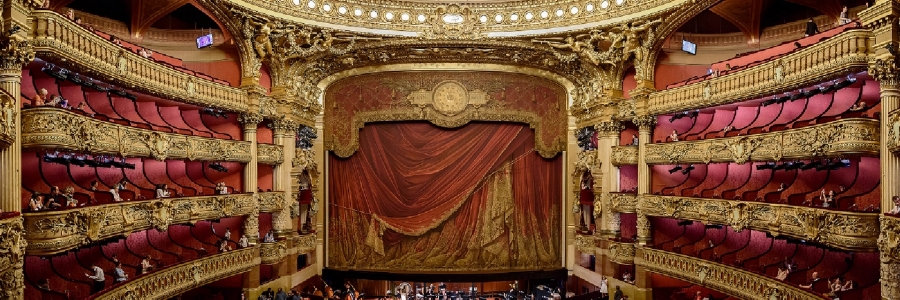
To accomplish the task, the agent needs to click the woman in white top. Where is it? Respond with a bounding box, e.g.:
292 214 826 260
599 276 608 297
156 184 170 198
28 193 44 211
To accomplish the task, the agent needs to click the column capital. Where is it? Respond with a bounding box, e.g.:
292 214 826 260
268 117 299 136
0 39 34 73
633 115 657 131
238 112 265 130
594 120 623 136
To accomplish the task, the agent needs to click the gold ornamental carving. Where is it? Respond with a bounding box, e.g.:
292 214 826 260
648 29 871 115
0 217 26 276
609 193 637 213
639 195 880 251
410 81 488 117
887 109 900 152
23 194 257 256
0 92 17 149
260 241 289 265
92 248 258 300
879 216 900 263
607 241 636 265
637 248 824 300
30 11 249 112
294 234 317 254
21 108 254 163
611 146 638 166
258 144 285 165
644 118 879 164
258 192 287 213
574 234 596 254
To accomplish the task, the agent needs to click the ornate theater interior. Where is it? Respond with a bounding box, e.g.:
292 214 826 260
0 0 898 299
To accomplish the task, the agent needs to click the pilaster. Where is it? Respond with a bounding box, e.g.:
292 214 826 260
632 115 656 246
594 120 623 239
269 114 299 238
240 113 264 246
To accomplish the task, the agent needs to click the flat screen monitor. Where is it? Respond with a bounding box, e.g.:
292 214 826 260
196 34 213 49
682 39 697 55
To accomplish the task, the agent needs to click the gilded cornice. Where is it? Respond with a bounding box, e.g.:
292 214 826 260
648 29 872 115
218 0 687 37
22 194 257 256
260 241 290 265
269 117 301 135
258 192 287 213
607 240 635 265
611 145 637 166
29 11 250 112
258 144 286 165
609 193 637 213
645 118 880 165
637 248 825 300
639 195 880 251
92 247 259 300
21 108 253 163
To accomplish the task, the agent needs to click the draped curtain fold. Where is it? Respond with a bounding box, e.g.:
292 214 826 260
329 122 561 271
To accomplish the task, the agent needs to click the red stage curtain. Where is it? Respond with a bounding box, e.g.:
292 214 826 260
329 122 561 271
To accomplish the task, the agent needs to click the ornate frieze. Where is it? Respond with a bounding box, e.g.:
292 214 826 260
294 233 317 254
260 241 289 265
30 11 249 112
645 118 879 164
258 192 287 213
92 247 258 300
609 193 637 213
574 234 596 254
607 240 635 265
637 248 824 300
21 108 252 163
258 144 285 165
611 146 638 166
648 29 871 115
639 195 880 251
22 194 257 256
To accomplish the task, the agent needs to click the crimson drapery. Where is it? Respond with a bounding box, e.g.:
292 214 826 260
329 122 561 271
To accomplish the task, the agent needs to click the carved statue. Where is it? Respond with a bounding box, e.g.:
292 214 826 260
244 17 280 59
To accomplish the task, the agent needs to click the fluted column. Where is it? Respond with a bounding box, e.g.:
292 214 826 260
595 120 622 239
239 113 263 245
268 116 298 238
633 115 656 246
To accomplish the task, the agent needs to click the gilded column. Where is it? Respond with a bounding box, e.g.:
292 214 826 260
860 1 900 299
633 115 656 246
268 116 298 238
595 120 623 238
239 113 264 246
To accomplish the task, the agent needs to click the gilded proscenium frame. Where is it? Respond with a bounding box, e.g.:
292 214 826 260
92 247 259 300
647 29 871 115
226 0 684 36
22 194 256 256
611 145 638 165
607 240 635 265
21 107 256 163
29 10 249 112
644 118 879 165
258 191 286 213
640 195 880 251
637 248 825 300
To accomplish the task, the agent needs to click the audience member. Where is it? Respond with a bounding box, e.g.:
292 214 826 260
805 18 819 37
156 184 170 198
264 230 276 242
799 271 821 289
669 130 678 142
613 286 623 300
784 258 798 272
599 276 608 299
138 48 153 58
74 16 83 25
631 134 638 146
218 239 232 252
889 196 900 214
839 6 852 25
239 234 249 248
777 183 786 192
28 192 44 211
37 278 51 290
693 291 702 300
45 186 62 209
849 101 868 111
40 0 49 9
622 271 633 284
33 88 48 106
276 288 288 300
216 182 229 195
140 255 153 274
821 189 835 208
776 267 789 280
224 227 232 240
65 9 74 20
85 264 105 293
63 186 78 207
110 36 122 46
89 180 99 191
113 262 127 283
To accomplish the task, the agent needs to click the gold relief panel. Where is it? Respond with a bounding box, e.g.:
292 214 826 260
258 144 285 165
30 11 249 112
0 92 16 149
607 240 635 265
611 145 638 166
294 233 317 255
260 241 289 265
648 29 871 115
888 109 900 153
644 118 879 164
23 194 256 256
93 247 259 300
575 234 596 254
258 192 287 213
0 217 25 274
609 193 637 213
639 195 879 251
21 108 253 163
879 215 900 263
637 248 824 300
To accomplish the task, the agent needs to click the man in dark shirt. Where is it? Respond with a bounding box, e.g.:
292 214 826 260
613 286 624 300
805 18 819 37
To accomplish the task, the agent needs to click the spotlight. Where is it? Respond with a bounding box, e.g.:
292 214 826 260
704 224 723 229
784 161 804 170
668 165 684 174
802 88 820 98
209 163 229 173
677 220 693 226
800 161 821 170
757 162 776 170
681 164 695 174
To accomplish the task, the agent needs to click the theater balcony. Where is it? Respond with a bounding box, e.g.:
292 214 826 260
611 145 638 166
644 118 879 164
648 28 871 116
29 10 252 111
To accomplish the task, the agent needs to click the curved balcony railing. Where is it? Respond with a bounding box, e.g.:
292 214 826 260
30 10 249 112
258 192 286 213
22 193 256 255
21 107 262 163
607 240 636 265
260 241 289 265
610 193 638 213
639 195 879 251
87 247 259 300
611 146 638 166
258 144 285 165
648 29 871 115
645 118 879 165
637 248 825 300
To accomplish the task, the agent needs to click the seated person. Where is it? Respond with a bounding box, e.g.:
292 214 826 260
820 189 835 208
32 88 48 106
669 130 679 142
155 184 170 198
631 134 638 146
139 255 153 274
218 239 232 252
138 48 153 59
889 196 900 214
89 180 99 192
37 278 51 290
215 182 229 195
776 267 789 280
28 192 44 211
65 9 74 20
799 271 821 289
849 101 867 112
110 36 123 46
45 186 62 209
839 6 852 25
63 186 78 207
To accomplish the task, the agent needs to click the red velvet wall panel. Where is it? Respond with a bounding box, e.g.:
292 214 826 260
257 123 274 144
618 166 637 192
619 124 638 146
619 213 637 240
257 164 274 191
182 60 242 87
622 69 637 99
